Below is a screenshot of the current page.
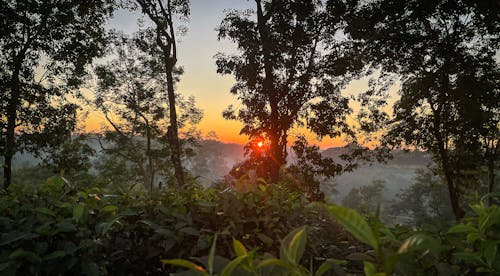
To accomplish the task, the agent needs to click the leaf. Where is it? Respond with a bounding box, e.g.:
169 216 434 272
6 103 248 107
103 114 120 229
43 250 66 261
73 204 85 223
35 207 56 217
453 252 482 263
315 259 347 276
257 233 274 246
9 249 42 263
328 205 379 250
257 258 296 271
0 232 38 246
287 227 307 264
363 261 377 276
101 205 118 213
180 227 200 236
398 234 440 254
161 259 207 274
57 221 77 232
220 255 246 276
83 261 99 276
232 239 248 257
447 224 476 234
208 234 217 275
484 243 497 267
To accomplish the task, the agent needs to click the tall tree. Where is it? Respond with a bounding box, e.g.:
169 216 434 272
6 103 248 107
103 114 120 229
217 0 360 183
348 0 499 220
0 0 114 189
94 32 202 190
134 0 189 187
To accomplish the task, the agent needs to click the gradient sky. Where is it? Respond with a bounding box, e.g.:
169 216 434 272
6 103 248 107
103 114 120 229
83 0 384 148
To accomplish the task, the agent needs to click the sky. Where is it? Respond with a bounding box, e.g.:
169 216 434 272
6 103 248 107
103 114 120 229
83 0 380 149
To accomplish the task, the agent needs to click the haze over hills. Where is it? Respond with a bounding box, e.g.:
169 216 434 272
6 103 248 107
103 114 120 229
6 138 431 202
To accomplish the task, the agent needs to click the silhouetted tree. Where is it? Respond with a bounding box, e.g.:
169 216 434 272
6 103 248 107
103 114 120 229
94 33 202 190
217 0 361 183
348 0 499 220
0 0 115 189
134 0 189 187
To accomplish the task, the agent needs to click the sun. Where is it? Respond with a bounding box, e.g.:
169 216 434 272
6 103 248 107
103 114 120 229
257 141 263 148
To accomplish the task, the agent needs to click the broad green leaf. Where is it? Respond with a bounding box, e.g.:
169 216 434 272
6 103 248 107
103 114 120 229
447 224 476 234
83 261 99 276
232 239 247 257
35 207 56 217
43 250 66 261
0 232 38 246
315 259 347 276
220 255 246 276
484 243 497 267
101 205 118 213
208 234 217 275
9 249 42 263
288 227 307 264
364 261 377 276
328 205 379 250
57 221 77 232
454 252 483 263
398 234 440 254
257 258 297 272
257 233 274 246
73 204 85 223
161 259 207 274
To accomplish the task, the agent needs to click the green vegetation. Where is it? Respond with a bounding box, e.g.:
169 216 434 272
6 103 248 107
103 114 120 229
1 0 498 275
1 176 499 275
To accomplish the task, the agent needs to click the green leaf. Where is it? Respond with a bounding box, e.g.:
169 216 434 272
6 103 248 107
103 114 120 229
73 204 85 223
328 205 379 250
221 255 246 276
484 243 497 267
101 205 118 213
454 252 482 263
208 234 217 275
180 227 200 236
161 259 207 274
398 234 440 254
287 227 307 264
35 207 56 217
43 250 66 261
83 261 99 276
57 221 77 232
364 261 377 276
257 258 296 271
232 239 247 257
315 259 347 276
9 249 42 263
257 233 274 246
0 232 38 246
447 224 476 234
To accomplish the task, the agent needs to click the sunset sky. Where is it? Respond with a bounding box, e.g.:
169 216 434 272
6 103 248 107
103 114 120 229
83 0 386 149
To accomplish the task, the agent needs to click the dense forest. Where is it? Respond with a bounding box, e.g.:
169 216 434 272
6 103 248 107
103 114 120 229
1 0 499 275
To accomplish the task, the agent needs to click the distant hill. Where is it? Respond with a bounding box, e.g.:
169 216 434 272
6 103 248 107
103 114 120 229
5 139 431 201
320 146 432 202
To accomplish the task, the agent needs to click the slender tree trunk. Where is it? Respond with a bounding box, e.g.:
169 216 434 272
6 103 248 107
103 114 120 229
436 134 465 220
3 64 21 190
256 0 284 183
146 125 154 192
487 142 498 206
166 67 185 187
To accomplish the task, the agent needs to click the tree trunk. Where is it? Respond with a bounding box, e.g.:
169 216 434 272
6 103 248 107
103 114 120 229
437 141 465 221
487 142 498 206
166 68 185 187
3 64 21 190
256 0 284 183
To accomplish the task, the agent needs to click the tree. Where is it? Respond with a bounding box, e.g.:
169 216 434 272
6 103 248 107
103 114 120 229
217 0 361 183
348 0 500 220
94 32 202 190
0 0 114 189
134 0 190 187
